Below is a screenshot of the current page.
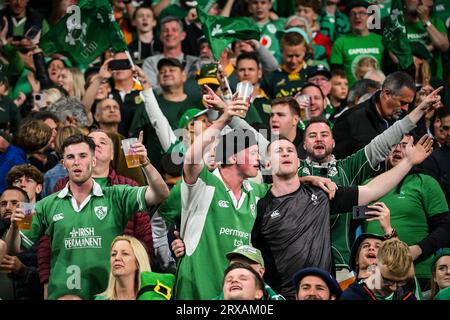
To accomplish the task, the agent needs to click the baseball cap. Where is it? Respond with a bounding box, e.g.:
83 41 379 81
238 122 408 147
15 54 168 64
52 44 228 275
226 245 265 267
345 0 370 14
276 27 310 44
293 267 342 298
196 63 220 86
308 64 332 80
157 57 184 71
349 233 384 272
177 108 209 129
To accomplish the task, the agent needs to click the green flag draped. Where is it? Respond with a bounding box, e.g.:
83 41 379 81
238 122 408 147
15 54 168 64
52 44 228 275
382 0 413 70
40 0 127 65
197 6 261 60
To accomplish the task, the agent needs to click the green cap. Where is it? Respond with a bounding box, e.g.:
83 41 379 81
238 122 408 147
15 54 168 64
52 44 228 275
196 63 220 86
177 108 209 129
226 245 265 267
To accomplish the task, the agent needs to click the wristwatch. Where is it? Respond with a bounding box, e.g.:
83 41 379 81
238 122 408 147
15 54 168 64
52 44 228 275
424 20 432 28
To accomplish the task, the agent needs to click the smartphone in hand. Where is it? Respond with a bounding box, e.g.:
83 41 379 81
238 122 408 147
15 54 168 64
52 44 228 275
109 59 132 70
352 205 376 220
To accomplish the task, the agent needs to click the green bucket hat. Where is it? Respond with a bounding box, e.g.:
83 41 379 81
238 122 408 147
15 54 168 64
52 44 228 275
178 108 208 129
137 271 175 300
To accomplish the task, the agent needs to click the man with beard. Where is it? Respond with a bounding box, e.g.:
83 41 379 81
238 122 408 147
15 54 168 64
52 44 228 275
251 134 433 299
293 267 342 300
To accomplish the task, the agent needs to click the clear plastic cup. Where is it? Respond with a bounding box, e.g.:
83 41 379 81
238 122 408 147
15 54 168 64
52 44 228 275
121 138 140 168
236 81 254 103
295 94 312 121
17 202 35 230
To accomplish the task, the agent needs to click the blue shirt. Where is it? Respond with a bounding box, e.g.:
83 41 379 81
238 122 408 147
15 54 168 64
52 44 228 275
0 145 27 193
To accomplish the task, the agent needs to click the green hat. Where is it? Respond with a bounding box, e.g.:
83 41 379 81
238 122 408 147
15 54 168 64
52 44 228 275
226 245 265 267
410 41 433 62
178 108 209 129
137 271 175 300
196 63 220 86
432 248 450 269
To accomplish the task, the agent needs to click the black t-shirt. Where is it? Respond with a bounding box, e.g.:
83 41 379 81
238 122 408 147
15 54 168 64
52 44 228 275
251 184 358 299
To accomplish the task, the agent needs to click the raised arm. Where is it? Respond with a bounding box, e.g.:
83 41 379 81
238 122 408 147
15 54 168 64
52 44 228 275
82 58 112 125
183 99 249 185
202 85 270 162
358 135 433 205
364 87 442 167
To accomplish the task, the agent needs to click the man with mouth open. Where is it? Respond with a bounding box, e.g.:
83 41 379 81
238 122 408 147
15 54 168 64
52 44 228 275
4 134 169 300
251 133 433 299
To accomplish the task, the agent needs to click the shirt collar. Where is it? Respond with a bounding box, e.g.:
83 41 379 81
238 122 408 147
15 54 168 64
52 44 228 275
212 168 253 193
57 179 104 198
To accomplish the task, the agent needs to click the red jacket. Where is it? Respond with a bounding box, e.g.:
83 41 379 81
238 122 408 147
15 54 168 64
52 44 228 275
37 168 153 284
313 32 332 59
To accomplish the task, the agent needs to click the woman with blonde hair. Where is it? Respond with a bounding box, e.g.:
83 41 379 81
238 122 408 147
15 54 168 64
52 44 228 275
57 67 86 100
97 235 151 300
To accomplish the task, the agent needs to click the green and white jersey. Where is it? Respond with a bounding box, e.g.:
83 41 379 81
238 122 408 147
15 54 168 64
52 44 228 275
258 19 285 64
364 174 449 279
20 180 148 300
298 149 378 268
330 32 384 87
173 166 269 300
406 17 447 78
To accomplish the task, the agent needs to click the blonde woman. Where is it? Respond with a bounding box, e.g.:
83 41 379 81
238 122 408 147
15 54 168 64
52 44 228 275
57 67 86 100
97 235 151 300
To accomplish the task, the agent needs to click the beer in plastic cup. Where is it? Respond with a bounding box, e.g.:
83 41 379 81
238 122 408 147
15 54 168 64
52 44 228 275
295 94 312 121
17 202 35 230
236 81 254 103
121 138 140 168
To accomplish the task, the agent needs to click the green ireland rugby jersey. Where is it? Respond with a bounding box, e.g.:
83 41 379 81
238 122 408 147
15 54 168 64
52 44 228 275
174 166 269 300
20 180 147 300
